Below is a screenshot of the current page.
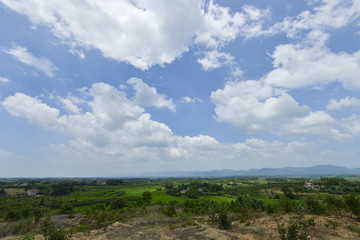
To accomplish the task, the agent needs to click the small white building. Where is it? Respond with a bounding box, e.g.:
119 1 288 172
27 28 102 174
303 182 313 189
181 187 189 194
26 189 39 196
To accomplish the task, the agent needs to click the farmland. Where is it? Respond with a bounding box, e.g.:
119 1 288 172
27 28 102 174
1 176 360 239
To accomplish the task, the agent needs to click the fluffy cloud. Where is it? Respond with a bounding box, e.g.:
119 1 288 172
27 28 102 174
281 0 360 37
195 3 273 48
327 97 360 111
210 79 352 140
342 115 360 136
181 96 202 104
2 93 60 129
4 45 57 77
1 81 174 156
197 51 235 71
211 80 310 133
1 80 338 172
127 78 175 111
264 31 360 90
0 0 273 70
283 111 335 134
0 76 10 83
1 80 359 174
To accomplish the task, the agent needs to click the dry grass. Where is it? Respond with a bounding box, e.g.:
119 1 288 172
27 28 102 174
3 188 25 197
1 213 360 240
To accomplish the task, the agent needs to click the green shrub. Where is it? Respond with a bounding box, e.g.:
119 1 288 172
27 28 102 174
325 219 340 229
111 198 126 210
279 197 295 213
6 210 20 221
218 213 231 230
325 195 345 212
276 214 314 240
348 223 360 237
42 219 72 240
21 233 36 240
266 203 278 214
142 191 152 203
60 202 74 215
344 194 360 216
305 197 326 215
161 205 177 217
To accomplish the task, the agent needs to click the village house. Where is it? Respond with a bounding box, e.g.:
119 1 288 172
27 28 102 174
26 189 39 196
303 182 325 190
197 187 204 192
19 182 29 187
180 187 189 194
96 180 107 185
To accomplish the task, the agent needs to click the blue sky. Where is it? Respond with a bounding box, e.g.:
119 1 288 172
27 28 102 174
0 0 360 177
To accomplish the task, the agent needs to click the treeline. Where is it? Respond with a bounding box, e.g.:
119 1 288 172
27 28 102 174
165 182 223 198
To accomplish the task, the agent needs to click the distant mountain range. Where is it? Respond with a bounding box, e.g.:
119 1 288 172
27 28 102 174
124 165 360 178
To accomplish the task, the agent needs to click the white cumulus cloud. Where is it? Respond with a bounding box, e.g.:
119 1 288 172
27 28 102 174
198 51 235 71
327 97 360 111
4 45 57 77
0 0 274 70
264 31 360 90
127 78 175 111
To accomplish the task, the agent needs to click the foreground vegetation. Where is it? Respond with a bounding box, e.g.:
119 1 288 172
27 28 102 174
1 176 360 239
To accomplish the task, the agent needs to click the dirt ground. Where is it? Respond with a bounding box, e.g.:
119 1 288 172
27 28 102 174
1 214 360 240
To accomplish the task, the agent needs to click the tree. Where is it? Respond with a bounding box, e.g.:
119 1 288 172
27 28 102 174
142 191 152 203
344 194 360 216
0 188 6 196
51 183 74 196
218 213 231 230
111 198 126 210
60 202 74 214
107 179 124 185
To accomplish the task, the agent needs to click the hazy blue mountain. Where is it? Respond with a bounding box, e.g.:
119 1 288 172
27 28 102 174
124 165 360 178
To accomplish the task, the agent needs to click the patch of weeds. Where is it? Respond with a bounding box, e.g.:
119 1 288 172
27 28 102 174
181 218 196 227
348 223 360 237
325 219 340 229
160 205 177 217
276 213 314 240
21 233 36 240
168 224 175 230
42 219 72 240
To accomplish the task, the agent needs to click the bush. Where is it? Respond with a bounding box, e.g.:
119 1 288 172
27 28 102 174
279 197 295 213
21 233 36 240
344 194 360 216
266 203 278 214
60 202 74 215
325 195 345 212
276 214 314 240
325 219 340 229
111 198 126 210
161 205 177 217
218 213 231 230
305 197 326 215
42 220 72 240
142 191 152 203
